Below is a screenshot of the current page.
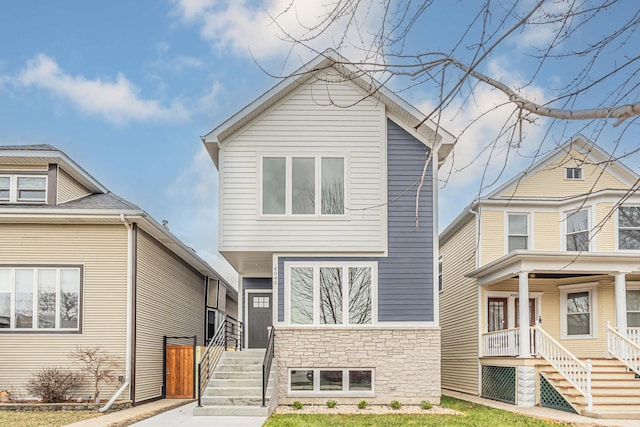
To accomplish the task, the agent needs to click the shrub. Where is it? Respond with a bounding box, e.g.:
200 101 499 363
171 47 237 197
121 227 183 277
357 400 368 409
26 368 82 403
390 400 402 410
70 346 119 403
326 399 337 408
421 400 433 410
293 400 303 410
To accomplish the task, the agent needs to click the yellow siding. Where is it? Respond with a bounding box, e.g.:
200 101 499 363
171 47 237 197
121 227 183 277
533 211 560 251
57 169 91 204
502 149 627 198
0 224 128 400
135 230 205 402
440 219 479 394
595 202 616 252
480 210 504 265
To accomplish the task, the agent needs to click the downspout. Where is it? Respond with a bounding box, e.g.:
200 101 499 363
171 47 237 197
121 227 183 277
99 214 133 411
469 204 482 395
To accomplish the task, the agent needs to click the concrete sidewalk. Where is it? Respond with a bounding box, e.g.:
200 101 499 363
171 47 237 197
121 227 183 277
443 390 639 427
65 400 266 427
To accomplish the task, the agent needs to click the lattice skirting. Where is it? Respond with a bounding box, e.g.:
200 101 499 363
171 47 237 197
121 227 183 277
481 365 516 404
539 374 577 414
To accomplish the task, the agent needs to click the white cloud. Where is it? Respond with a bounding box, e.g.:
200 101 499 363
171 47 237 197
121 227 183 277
515 0 574 49
166 146 239 286
172 0 384 64
15 54 189 124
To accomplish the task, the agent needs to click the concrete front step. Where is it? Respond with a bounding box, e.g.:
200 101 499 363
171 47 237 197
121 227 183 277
193 404 269 417
208 378 265 387
204 386 273 397
200 396 265 406
216 364 266 372
212 371 263 379
583 409 640 419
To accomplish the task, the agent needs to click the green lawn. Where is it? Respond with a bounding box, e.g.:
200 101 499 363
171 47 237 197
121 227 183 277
264 396 581 427
0 410 101 427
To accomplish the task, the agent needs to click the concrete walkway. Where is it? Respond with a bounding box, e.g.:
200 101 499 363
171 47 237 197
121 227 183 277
443 390 639 427
65 399 265 427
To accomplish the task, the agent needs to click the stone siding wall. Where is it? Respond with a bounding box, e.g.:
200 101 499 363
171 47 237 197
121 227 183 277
274 327 441 404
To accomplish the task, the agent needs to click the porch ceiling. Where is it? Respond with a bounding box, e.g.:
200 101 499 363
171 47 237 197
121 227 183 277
468 250 640 286
221 251 273 278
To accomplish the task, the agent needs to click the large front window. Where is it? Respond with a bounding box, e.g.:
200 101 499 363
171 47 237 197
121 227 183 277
619 206 640 250
0 267 81 331
262 156 345 216
566 209 589 251
0 175 47 203
627 290 640 327
560 285 596 338
287 263 375 326
507 213 528 252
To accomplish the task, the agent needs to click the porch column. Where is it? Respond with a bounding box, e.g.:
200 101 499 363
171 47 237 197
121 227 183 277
614 273 627 336
518 271 530 358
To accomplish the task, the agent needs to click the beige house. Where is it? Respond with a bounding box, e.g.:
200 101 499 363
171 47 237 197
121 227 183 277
0 144 237 405
440 136 640 418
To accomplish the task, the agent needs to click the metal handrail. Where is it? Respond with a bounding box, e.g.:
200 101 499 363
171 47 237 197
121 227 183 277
262 325 275 407
197 317 244 407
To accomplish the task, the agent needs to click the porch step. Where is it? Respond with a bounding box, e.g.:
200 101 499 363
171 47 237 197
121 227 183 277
193 405 269 416
213 371 262 379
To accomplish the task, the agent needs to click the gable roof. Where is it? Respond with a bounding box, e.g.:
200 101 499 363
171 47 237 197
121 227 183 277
203 49 456 168
0 144 236 294
486 134 639 199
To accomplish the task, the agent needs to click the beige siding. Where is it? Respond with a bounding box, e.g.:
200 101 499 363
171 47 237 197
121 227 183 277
533 211 560 251
480 209 504 265
595 202 616 252
440 219 479 394
0 164 47 171
0 224 128 399
135 230 205 402
57 168 91 204
220 70 386 252
501 149 627 198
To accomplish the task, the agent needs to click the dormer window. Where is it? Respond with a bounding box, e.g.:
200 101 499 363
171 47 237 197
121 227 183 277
565 167 583 180
0 175 47 203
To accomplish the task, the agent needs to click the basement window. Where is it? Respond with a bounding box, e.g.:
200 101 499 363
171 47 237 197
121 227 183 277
289 368 373 396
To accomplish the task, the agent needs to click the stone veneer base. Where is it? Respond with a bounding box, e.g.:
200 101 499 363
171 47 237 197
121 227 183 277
275 327 441 405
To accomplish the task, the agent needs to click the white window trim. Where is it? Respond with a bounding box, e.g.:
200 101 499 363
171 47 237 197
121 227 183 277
563 207 591 251
616 206 640 252
565 167 584 180
483 291 542 333
0 266 81 332
0 174 47 204
626 282 640 328
288 368 375 397
284 261 378 327
505 212 530 254
559 283 598 340
257 154 350 219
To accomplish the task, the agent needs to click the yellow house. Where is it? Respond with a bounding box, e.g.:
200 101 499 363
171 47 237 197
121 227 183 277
0 144 238 406
440 135 640 419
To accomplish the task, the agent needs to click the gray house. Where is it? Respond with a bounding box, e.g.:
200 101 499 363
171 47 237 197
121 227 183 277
197 50 455 413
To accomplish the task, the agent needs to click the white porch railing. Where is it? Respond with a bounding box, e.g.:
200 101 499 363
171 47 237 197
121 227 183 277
535 324 592 411
627 327 640 346
482 327 536 357
607 322 640 376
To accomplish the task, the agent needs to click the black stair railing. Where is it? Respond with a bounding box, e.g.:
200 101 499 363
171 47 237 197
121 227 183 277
197 316 243 407
262 325 275 407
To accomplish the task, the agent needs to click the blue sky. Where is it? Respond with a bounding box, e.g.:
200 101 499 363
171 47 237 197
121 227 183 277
1 1 638 285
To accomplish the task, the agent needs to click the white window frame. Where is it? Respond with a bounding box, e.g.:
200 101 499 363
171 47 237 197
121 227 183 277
0 174 47 204
438 254 443 293
506 212 530 253
559 283 597 340
0 266 82 332
284 261 377 327
564 208 591 251
617 206 640 251
288 368 375 397
626 283 640 328
565 167 583 180
258 154 349 218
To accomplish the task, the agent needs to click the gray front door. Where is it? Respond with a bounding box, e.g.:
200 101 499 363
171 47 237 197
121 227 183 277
248 293 272 348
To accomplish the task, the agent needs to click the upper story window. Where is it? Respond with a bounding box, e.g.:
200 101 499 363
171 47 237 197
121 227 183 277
262 156 345 216
618 206 640 250
286 262 375 326
0 175 47 203
565 167 583 180
507 213 529 252
0 267 81 331
566 209 589 251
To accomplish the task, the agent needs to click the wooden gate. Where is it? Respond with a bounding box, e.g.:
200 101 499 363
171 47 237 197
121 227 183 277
164 336 196 399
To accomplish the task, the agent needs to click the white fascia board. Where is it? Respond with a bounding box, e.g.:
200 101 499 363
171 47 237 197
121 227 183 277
480 188 640 208
440 201 477 244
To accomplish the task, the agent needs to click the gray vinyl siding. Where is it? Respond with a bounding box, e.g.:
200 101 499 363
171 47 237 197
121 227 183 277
277 120 434 322
135 230 205 402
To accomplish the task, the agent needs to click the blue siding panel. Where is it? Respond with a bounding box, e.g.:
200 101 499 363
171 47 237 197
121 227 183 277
243 277 271 290
276 119 434 323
